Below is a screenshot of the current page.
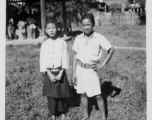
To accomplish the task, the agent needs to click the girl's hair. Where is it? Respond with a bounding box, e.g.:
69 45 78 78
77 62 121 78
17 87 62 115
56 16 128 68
81 13 95 26
45 18 58 29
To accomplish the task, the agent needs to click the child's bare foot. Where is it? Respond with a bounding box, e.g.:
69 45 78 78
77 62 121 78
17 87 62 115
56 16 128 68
61 114 66 120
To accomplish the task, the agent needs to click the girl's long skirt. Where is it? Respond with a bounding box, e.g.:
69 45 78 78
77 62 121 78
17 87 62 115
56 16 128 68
42 71 72 115
42 71 72 98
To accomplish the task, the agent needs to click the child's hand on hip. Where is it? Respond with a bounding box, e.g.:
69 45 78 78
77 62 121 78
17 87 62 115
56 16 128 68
91 63 104 72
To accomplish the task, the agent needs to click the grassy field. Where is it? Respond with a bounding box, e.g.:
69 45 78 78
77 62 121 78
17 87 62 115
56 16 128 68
73 25 146 48
6 25 146 120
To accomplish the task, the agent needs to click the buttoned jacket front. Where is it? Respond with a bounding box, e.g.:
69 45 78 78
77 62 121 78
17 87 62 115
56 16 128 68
72 32 112 64
40 38 69 72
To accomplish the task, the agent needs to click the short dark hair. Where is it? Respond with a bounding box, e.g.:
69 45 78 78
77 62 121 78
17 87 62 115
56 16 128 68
45 18 58 29
81 13 95 26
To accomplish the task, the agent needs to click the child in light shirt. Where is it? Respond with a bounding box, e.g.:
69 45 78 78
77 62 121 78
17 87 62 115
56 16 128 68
40 19 72 120
72 13 115 120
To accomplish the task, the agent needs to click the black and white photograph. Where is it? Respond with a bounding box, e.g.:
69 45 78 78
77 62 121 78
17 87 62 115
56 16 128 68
4 0 149 120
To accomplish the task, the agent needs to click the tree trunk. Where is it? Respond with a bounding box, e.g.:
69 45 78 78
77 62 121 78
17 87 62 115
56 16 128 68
62 0 69 36
40 0 46 36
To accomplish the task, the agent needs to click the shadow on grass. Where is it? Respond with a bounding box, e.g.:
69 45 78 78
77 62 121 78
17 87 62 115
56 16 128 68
102 81 121 117
88 81 121 117
66 88 81 109
66 81 121 118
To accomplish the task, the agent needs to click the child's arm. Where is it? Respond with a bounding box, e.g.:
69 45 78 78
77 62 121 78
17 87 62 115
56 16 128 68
72 37 79 85
72 52 78 85
61 41 69 69
92 47 115 71
101 47 115 67
55 41 68 81
40 43 48 75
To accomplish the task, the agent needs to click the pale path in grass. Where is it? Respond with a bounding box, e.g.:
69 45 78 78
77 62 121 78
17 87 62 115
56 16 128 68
5 39 146 51
113 46 146 51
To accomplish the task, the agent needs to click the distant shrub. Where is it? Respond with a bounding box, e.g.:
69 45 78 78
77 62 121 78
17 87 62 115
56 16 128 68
109 3 122 13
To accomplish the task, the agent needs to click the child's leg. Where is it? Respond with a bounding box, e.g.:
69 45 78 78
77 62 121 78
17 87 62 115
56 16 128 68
58 98 67 120
81 93 89 120
95 94 106 120
47 97 57 119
